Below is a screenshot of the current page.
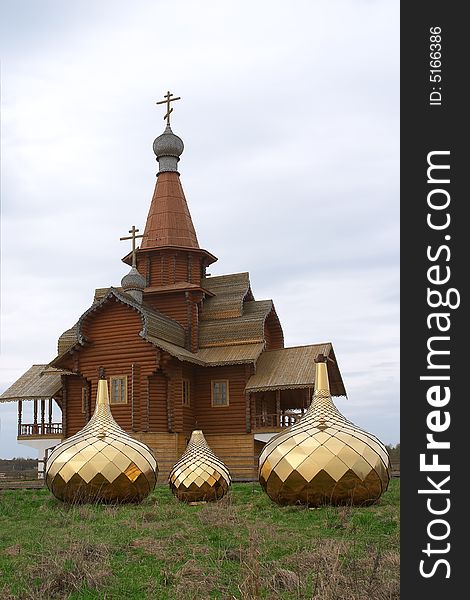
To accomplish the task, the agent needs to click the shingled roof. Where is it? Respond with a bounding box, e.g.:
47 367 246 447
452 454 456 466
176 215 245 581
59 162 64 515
53 278 341 389
58 325 78 355
0 365 71 403
200 273 253 320
54 288 186 361
246 344 346 396
199 300 275 348
144 337 265 367
55 280 265 369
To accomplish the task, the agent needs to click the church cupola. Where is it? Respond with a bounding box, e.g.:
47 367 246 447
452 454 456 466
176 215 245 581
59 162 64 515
153 123 184 174
121 266 146 303
120 225 147 303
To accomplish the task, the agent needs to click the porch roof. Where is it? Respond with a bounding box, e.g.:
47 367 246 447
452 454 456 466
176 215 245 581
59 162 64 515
0 365 71 403
246 343 346 396
145 335 265 366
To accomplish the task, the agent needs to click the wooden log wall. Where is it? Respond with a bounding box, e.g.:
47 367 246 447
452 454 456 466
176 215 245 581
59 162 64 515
137 250 203 288
193 365 249 434
142 292 189 326
148 373 168 432
64 374 90 436
133 432 180 483
190 300 198 352
72 300 160 434
205 433 255 481
181 363 196 432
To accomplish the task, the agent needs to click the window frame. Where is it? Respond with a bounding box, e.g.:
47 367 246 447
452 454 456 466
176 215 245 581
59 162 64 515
81 387 88 414
109 375 128 405
211 379 230 407
182 378 191 407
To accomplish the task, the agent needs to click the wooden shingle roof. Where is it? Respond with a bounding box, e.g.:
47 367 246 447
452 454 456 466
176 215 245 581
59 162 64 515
199 300 274 348
200 273 253 320
140 171 200 249
196 343 264 366
58 325 78 355
0 365 71 403
144 337 264 367
82 288 186 346
246 344 346 396
54 288 187 362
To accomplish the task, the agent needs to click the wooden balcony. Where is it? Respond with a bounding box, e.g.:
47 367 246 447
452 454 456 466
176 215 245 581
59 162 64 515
16 398 63 440
18 423 63 438
253 412 301 431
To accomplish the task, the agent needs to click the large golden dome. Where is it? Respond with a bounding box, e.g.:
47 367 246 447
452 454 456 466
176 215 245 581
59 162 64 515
46 378 158 503
169 430 231 502
258 356 390 506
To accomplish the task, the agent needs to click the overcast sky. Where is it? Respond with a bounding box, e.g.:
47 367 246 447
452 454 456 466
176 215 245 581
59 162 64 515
0 0 399 458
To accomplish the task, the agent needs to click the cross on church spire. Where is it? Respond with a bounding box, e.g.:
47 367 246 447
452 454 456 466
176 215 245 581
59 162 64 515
156 90 181 125
120 225 144 267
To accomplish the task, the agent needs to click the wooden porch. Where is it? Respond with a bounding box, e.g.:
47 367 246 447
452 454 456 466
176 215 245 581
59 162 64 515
16 398 63 440
253 411 301 431
250 388 310 432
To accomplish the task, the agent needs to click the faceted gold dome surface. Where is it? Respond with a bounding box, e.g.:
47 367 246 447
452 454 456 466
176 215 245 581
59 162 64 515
259 360 390 506
46 379 158 503
169 430 231 502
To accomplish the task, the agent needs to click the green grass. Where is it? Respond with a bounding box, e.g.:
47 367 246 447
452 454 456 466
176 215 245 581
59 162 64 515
0 480 399 599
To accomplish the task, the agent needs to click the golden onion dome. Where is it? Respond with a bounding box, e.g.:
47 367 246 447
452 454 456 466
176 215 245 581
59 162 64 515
46 377 158 503
258 356 390 506
169 430 231 502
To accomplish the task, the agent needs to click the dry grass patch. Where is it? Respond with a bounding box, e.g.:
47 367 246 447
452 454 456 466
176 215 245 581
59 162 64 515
287 539 400 600
172 558 219 599
22 541 112 599
129 537 167 555
3 544 21 557
197 495 240 528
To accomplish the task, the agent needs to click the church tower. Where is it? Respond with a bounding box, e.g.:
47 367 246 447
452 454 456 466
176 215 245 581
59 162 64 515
122 92 217 352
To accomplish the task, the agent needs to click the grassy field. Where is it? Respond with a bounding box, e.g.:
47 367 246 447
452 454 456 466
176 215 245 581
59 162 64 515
0 480 399 600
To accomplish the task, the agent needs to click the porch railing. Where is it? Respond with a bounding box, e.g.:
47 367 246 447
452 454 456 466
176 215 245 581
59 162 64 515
18 423 63 437
253 412 301 429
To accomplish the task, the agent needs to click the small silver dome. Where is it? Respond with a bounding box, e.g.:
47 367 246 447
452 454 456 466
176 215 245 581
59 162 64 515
153 124 184 159
121 267 146 291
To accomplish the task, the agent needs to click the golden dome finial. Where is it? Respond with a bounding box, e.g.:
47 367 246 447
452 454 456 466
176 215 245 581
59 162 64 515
46 377 158 503
314 354 330 394
169 429 231 502
258 353 391 506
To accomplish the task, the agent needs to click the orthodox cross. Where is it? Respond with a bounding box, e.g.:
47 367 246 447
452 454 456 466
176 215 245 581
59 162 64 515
156 90 181 125
120 225 144 267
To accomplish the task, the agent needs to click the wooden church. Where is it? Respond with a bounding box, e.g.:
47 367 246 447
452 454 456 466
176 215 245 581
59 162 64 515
1 93 346 480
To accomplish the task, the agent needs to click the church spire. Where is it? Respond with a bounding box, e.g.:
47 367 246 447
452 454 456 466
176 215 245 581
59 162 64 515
140 93 199 250
153 90 184 174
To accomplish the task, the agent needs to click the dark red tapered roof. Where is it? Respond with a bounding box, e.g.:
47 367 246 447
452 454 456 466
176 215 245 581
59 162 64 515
141 172 199 249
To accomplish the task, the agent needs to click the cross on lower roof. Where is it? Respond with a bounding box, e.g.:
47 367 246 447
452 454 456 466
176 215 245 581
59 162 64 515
120 225 144 267
156 90 181 125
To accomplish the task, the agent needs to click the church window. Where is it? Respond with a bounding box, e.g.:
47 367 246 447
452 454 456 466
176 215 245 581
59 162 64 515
81 387 88 414
211 380 229 406
182 379 191 406
110 375 128 404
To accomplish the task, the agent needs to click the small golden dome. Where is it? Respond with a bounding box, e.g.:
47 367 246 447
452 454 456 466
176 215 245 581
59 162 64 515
258 357 390 506
169 430 231 502
46 378 158 503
